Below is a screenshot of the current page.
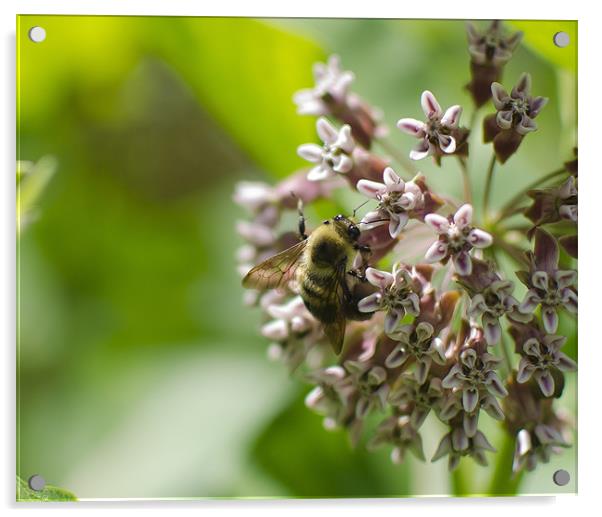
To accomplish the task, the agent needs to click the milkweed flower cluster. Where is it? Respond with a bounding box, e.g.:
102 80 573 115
234 20 576 480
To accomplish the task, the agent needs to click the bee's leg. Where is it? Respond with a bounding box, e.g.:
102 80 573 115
347 269 366 282
355 244 372 260
342 260 374 321
349 244 372 281
343 280 376 321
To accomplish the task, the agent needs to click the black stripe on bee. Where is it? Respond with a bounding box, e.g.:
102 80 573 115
301 281 322 300
303 298 337 324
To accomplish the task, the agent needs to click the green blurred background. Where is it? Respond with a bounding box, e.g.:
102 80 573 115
17 16 576 498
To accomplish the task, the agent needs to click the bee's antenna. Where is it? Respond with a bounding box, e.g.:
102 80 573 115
359 218 391 225
352 199 371 218
295 195 308 240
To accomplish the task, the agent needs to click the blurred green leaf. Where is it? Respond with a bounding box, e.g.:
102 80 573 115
558 311 577 361
251 391 412 498
17 476 77 502
147 18 324 178
17 155 57 233
509 21 577 73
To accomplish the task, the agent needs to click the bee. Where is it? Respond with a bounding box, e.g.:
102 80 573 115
242 211 373 354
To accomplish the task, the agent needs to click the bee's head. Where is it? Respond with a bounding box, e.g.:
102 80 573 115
331 214 360 241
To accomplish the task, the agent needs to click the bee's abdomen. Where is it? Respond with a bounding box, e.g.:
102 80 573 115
300 272 338 324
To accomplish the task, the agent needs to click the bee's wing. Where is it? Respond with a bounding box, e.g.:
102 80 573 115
242 240 307 290
321 261 350 354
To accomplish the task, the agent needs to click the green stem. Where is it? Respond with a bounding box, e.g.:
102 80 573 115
496 167 567 223
451 465 471 496
487 431 524 496
499 332 513 376
457 157 473 205
376 138 417 178
482 153 497 223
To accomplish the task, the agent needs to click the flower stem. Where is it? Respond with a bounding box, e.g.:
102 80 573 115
487 431 524 495
483 153 497 222
495 167 568 223
376 138 417 178
499 332 513 376
451 465 471 496
457 157 473 205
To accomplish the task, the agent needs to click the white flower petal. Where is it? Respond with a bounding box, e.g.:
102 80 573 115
357 292 383 313
453 251 472 276
360 210 388 230
468 294 487 319
468 228 493 248
441 105 463 128
463 412 479 438
452 427 469 451
295 97 327 116
316 117 339 145
453 204 473 228
409 140 432 161
334 124 355 153
333 154 353 173
462 388 479 413
516 358 533 383
356 179 386 199
421 90 442 119
389 212 408 238
483 316 501 345
425 240 448 263
385 347 409 368
438 134 456 154
396 118 427 137
519 289 541 313
383 167 405 190
536 371 555 397
365 267 395 288
491 82 509 110
384 309 403 335
397 192 417 210
542 306 559 334
531 271 549 290
306 164 332 182
516 115 537 136
297 143 324 163
496 110 513 130
425 213 450 233
415 357 431 385
261 319 288 341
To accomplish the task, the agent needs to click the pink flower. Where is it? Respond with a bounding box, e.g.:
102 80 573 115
293 55 355 116
357 264 421 334
357 167 424 238
297 117 355 181
397 91 463 161
424 204 492 276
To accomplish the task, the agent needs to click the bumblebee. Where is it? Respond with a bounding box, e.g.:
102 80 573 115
242 213 372 354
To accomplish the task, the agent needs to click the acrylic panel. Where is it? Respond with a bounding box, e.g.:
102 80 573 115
16 16 577 500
